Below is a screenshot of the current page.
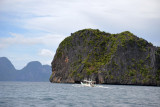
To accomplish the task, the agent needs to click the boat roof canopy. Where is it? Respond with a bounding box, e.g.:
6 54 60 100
83 80 96 83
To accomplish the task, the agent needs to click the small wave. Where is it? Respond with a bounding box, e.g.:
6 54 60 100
95 85 109 88
0 101 5 104
42 98 54 101
72 84 109 88
72 84 83 87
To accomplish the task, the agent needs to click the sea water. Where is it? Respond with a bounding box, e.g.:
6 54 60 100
0 82 160 107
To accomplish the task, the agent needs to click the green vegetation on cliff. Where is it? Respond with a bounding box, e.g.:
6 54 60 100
50 29 160 86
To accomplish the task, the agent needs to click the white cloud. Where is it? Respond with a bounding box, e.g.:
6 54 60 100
0 33 65 49
0 0 160 42
38 49 55 67
1 0 160 35
39 49 55 57
0 0 160 46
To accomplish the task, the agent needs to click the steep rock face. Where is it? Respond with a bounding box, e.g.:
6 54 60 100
0 57 16 81
50 29 160 86
19 61 51 81
0 57 16 72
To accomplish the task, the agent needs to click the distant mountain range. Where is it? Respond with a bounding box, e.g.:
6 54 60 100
0 57 51 81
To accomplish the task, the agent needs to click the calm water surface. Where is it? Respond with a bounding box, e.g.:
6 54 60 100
0 82 160 107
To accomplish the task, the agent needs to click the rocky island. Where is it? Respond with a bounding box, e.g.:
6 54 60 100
49 29 160 86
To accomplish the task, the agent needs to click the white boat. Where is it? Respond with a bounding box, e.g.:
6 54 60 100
81 79 96 87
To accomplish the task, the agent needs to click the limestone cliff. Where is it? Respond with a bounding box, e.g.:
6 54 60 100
50 29 160 86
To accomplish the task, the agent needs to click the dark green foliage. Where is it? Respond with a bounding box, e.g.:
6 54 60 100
137 38 147 51
156 70 160 81
129 70 136 76
156 47 160 55
56 50 62 58
60 36 73 49
127 39 135 47
146 54 150 60
157 48 160 53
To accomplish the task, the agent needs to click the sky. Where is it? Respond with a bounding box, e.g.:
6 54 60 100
0 0 160 69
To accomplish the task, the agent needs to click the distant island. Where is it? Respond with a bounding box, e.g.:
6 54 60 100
0 57 51 81
49 29 160 86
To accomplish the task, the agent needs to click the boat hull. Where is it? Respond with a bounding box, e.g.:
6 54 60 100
81 82 95 87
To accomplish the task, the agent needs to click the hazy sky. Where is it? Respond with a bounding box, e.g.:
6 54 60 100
0 0 160 69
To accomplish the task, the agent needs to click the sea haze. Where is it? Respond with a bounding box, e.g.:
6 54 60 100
0 82 160 107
